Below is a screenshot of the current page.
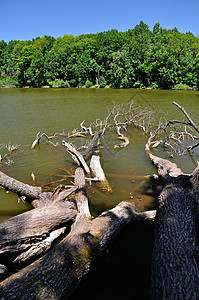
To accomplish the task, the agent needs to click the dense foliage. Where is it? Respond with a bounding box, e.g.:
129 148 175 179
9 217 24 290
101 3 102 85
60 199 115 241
0 22 199 89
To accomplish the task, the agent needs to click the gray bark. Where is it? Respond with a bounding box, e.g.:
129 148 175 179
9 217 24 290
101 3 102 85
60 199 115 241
146 142 199 299
0 197 77 280
0 201 156 299
0 171 52 208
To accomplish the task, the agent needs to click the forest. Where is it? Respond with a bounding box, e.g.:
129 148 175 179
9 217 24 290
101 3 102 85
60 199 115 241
0 21 199 89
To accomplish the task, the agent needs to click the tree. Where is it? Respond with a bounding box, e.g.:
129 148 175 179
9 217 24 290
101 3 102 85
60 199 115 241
17 44 37 86
1 22 199 89
26 51 45 87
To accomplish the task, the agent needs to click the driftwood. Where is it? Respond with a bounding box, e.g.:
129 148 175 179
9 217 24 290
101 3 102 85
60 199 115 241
80 129 102 156
0 162 157 299
90 155 112 193
62 140 90 174
31 132 59 149
74 168 91 219
146 140 199 299
0 171 51 208
0 186 77 280
1 100 199 299
0 201 156 299
114 125 129 149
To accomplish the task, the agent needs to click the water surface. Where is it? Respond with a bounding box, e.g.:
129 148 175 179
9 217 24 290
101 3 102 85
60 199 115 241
0 88 199 221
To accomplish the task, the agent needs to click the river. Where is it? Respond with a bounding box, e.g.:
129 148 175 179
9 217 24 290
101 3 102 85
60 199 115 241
0 88 199 298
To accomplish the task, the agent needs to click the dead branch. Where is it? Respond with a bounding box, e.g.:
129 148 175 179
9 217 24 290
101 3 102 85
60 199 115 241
80 129 103 156
0 143 21 165
0 171 52 208
0 197 77 279
114 126 130 149
90 155 112 193
62 140 90 174
172 101 199 133
0 202 156 299
145 139 184 178
31 132 59 149
74 167 91 219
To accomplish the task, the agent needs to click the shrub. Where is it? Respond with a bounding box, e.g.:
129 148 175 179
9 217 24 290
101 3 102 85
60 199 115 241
0 77 18 88
98 76 107 88
48 79 70 88
149 82 159 89
172 83 193 90
85 79 93 88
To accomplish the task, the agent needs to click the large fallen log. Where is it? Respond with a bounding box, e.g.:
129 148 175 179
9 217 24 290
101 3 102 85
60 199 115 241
0 202 156 299
146 140 199 299
0 167 156 300
0 187 77 280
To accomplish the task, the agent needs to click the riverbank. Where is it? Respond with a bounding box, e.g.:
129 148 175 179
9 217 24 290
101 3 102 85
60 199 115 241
0 83 197 90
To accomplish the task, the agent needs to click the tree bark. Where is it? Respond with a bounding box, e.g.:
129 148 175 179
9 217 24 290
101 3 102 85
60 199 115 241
0 202 156 299
146 142 199 299
62 140 90 174
74 168 91 219
0 196 77 279
0 171 52 208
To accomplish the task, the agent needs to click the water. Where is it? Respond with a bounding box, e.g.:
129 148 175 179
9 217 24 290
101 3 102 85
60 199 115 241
0 88 199 221
0 88 199 299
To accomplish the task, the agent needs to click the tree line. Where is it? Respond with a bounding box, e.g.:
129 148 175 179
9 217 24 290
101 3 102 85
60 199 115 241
0 21 199 89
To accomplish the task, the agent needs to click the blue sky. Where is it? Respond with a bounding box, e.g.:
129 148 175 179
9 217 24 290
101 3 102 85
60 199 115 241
1 0 199 42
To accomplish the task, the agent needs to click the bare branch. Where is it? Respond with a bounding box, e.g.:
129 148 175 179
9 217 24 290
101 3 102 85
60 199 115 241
62 140 90 174
172 101 199 133
74 167 91 219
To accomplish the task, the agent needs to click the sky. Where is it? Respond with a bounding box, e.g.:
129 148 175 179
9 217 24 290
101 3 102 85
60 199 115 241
1 0 199 42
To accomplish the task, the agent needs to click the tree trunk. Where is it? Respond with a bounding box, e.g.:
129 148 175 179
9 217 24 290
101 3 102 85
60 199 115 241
146 141 199 299
0 195 77 279
0 202 156 299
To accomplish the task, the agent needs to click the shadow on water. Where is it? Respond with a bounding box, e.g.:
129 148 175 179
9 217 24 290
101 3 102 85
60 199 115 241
70 220 155 300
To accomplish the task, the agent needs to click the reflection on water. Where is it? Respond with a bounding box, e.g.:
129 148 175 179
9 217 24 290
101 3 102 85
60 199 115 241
0 88 199 221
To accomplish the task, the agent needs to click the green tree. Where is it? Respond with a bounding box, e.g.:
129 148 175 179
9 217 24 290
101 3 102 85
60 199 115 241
17 44 37 86
26 51 45 87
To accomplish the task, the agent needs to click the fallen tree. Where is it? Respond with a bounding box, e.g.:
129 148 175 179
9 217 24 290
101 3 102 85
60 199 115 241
0 101 199 299
146 139 199 299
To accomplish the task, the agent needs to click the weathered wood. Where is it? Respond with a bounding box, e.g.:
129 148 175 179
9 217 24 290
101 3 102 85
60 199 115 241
0 202 156 299
114 134 129 149
114 125 129 149
146 142 199 299
0 198 77 279
80 129 103 156
145 140 184 178
31 132 49 149
172 101 199 133
0 171 52 208
90 155 112 193
74 168 91 219
0 171 42 200
62 140 90 174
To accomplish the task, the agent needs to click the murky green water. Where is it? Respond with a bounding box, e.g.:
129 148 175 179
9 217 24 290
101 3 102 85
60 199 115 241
0 88 199 221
